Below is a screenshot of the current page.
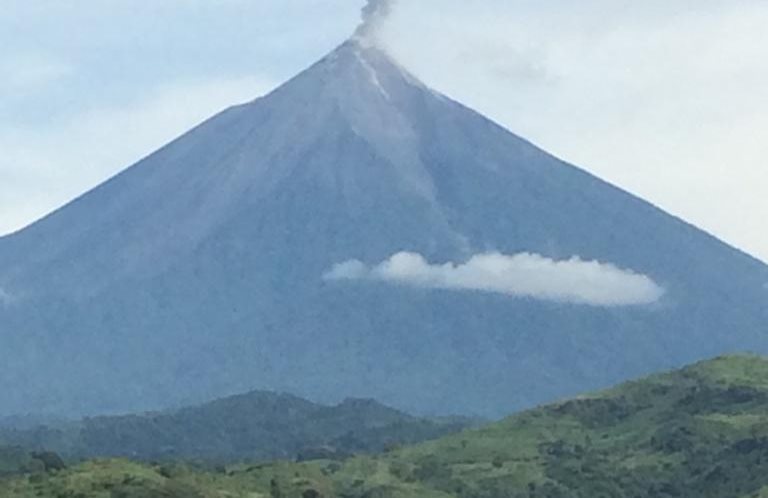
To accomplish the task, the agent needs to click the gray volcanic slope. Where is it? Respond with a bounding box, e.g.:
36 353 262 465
0 40 766 417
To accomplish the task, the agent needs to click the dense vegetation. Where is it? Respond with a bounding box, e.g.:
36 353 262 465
0 392 470 463
4 355 768 497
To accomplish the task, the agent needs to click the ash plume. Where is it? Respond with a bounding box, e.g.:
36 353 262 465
355 0 397 43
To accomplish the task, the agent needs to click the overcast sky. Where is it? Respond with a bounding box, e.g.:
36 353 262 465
1 0 766 262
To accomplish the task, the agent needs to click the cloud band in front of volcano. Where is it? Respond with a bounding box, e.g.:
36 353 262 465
324 251 664 307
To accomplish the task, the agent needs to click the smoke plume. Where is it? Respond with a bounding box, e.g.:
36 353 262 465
355 0 397 43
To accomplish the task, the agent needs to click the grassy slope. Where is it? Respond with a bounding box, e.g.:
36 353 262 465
379 354 768 498
4 355 768 498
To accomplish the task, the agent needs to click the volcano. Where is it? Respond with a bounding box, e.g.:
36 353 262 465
1 36 766 417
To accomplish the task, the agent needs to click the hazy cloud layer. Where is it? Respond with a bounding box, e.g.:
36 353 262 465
0 53 72 95
325 252 665 307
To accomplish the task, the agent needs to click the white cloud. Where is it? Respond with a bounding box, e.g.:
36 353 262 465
324 252 665 307
0 76 275 235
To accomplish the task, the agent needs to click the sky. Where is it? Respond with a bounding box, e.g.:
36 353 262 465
1 0 766 262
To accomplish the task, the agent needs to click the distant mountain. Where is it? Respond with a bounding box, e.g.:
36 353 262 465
5 355 768 497
0 391 471 462
0 33 767 418
0 415 68 431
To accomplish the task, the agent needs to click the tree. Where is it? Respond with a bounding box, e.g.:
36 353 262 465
30 451 66 472
270 478 283 498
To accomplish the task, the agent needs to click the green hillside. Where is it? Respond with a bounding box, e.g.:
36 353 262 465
4 355 768 498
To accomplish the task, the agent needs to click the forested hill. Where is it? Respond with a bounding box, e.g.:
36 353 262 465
0 391 471 463
4 355 768 497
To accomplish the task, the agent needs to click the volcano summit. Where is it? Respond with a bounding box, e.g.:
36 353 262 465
0 30 767 417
